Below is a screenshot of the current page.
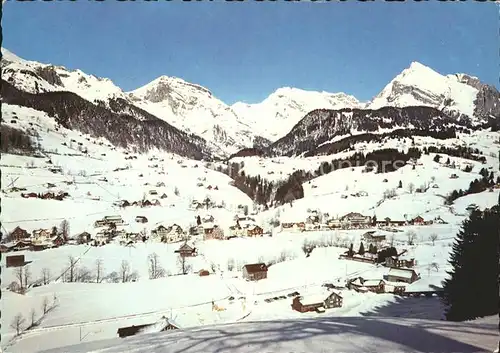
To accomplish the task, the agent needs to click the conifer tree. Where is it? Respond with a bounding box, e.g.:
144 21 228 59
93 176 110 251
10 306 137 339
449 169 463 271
347 243 354 257
442 208 499 321
358 242 365 256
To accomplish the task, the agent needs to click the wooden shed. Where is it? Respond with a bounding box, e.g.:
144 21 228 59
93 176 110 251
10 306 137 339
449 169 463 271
6 254 26 268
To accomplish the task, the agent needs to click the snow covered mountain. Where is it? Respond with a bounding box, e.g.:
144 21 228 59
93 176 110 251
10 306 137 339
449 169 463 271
267 106 464 157
232 87 362 141
369 61 500 124
3 47 498 159
127 76 258 154
1 48 128 103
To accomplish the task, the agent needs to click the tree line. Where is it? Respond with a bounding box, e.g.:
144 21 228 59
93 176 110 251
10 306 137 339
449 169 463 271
427 145 486 163
9 252 194 293
0 125 36 155
219 148 423 206
445 167 499 204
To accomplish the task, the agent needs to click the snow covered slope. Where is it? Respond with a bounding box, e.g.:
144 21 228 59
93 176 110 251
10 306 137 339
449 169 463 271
128 76 257 154
1 48 127 103
369 61 499 124
40 315 497 353
232 87 362 141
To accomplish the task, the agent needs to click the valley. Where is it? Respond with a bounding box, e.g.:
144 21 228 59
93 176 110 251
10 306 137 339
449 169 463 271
1 47 499 353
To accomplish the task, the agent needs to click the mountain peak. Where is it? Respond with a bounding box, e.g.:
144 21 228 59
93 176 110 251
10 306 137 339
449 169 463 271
130 75 213 99
369 60 482 120
398 61 442 83
408 61 430 71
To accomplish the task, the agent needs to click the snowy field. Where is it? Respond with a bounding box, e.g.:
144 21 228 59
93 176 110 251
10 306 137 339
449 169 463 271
1 103 498 353
0 225 471 352
41 314 498 353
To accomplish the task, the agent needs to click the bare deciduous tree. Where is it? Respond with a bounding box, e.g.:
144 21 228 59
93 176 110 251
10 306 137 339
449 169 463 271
209 262 218 273
408 182 415 194
41 268 51 285
277 250 292 262
148 252 166 279
24 266 32 288
406 230 417 245
383 188 397 200
59 219 70 240
95 258 104 283
427 262 440 275
30 308 36 328
11 313 25 336
66 256 78 283
429 233 438 245
77 266 93 283
106 271 120 283
227 258 235 271
42 297 49 315
120 260 131 283
177 255 191 275
15 267 24 290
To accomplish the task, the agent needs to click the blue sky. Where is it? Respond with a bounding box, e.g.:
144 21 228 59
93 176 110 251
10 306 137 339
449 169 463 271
3 1 498 104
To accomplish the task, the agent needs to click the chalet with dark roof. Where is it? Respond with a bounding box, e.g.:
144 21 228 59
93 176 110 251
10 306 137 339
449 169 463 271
10 227 30 242
242 263 268 281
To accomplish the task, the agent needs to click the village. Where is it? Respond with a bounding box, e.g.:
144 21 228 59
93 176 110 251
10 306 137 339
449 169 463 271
1 204 447 252
102 225 434 339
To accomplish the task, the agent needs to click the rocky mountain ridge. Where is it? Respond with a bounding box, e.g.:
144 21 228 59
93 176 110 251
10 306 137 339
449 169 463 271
2 48 499 159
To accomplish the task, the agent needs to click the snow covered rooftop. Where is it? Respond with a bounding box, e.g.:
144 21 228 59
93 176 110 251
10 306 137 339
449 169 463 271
363 280 383 287
299 293 328 306
388 268 416 279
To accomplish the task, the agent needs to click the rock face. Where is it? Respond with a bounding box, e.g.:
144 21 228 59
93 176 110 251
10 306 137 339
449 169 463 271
34 66 64 87
473 84 500 119
452 74 500 120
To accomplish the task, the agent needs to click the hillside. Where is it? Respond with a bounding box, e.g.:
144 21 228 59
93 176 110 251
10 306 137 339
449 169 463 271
1 81 212 160
267 106 463 157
